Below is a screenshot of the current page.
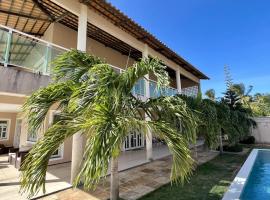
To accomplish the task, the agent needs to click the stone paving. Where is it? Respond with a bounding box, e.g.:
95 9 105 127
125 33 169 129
0 144 218 200
0 145 170 200
0 155 72 200
40 149 219 200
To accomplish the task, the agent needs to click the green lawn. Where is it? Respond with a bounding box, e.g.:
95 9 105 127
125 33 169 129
139 153 248 200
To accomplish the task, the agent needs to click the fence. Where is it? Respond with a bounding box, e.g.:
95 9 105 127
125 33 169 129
252 117 270 143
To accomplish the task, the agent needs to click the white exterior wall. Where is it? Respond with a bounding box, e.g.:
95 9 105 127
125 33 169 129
252 117 270 143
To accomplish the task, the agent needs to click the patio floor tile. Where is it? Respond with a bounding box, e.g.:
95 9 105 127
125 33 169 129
40 149 218 200
0 144 218 200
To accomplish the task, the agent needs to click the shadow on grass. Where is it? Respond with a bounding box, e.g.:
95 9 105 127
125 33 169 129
139 153 248 200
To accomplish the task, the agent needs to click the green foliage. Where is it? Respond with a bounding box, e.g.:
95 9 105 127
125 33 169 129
231 83 253 97
218 144 243 152
250 93 270 116
222 89 242 110
205 89 216 101
224 65 233 89
181 85 255 147
217 87 255 144
240 136 255 144
178 95 220 149
21 50 197 197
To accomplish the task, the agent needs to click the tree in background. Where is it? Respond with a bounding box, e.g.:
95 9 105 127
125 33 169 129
250 93 270 116
231 83 253 108
222 89 242 111
201 66 256 146
205 89 216 101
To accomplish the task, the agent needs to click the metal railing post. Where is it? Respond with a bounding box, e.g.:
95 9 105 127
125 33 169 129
4 29 12 67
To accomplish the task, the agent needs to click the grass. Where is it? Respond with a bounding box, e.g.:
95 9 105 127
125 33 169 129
139 152 249 200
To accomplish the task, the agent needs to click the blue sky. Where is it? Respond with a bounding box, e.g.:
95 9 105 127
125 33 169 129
108 0 270 97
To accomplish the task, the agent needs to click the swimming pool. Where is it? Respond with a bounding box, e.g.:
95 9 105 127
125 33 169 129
240 150 270 199
223 149 270 200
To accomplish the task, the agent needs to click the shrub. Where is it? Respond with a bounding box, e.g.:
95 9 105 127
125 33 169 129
217 144 243 152
240 136 255 144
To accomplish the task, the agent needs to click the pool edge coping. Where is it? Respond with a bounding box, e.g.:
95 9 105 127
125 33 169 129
222 149 259 200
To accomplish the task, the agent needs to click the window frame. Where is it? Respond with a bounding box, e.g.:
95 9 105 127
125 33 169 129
50 145 64 160
48 110 64 161
26 131 38 143
0 119 10 141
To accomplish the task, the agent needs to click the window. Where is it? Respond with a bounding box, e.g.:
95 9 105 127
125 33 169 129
0 120 9 140
27 132 37 143
49 111 63 160
51 148 62 159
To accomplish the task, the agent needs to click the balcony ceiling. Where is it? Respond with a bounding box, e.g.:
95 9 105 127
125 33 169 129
0 0 209 79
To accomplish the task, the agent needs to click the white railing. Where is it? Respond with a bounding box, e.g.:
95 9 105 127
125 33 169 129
181 85 199 98
149 80 178 98
0 24 68 75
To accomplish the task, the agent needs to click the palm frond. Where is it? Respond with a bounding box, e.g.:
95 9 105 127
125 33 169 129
20 119 79 197
74 114 148 189
118 58 169 94
146 96 198 144
23 82 73 134
149 121 194 183
52 49 104 82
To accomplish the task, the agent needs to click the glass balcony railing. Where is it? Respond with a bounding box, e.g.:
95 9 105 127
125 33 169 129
0 25 196 98
150 80 178 98
110 65 178 98
0 24 67 75
181 85 199 98
110 65 146 97
132 78 145 97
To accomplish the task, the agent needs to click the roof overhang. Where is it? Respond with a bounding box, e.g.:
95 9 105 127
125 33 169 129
0 0 209 80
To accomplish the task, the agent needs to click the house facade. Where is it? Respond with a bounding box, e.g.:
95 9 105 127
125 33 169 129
0 0 208 168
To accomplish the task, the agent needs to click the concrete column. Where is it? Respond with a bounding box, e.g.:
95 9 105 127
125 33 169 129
144 44 150 97
142 43 149 59
176 68 182 93
71 3 88 184
145 116 153 161
77 3 88 51
143 44 153 161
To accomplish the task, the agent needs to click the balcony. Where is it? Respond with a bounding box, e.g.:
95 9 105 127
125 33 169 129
149 80 178 98
0 25 198 98
0 24 67 75
181 86 199 98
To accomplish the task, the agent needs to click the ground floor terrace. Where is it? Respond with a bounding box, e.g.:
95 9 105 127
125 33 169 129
0 144 219 200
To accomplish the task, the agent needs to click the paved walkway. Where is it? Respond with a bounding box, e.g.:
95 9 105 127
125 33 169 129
0 155 71 200
0 145 170 200
0 144 218 200
40 149 218 200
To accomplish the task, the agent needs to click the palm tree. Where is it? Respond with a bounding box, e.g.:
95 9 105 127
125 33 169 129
231 83 253 97
231 83 253 106
205 89 216 101
20 50 198 199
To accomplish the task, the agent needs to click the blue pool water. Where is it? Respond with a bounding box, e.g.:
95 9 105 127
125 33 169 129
241 150 270 200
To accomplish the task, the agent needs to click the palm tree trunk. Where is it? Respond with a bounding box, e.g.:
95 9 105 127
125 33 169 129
219 130 223 154
110 156 119 200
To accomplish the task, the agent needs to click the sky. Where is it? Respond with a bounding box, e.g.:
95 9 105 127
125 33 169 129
108 0 270 97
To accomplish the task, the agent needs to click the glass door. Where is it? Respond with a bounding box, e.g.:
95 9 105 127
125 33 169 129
124 131 144 151
13 119 22 148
